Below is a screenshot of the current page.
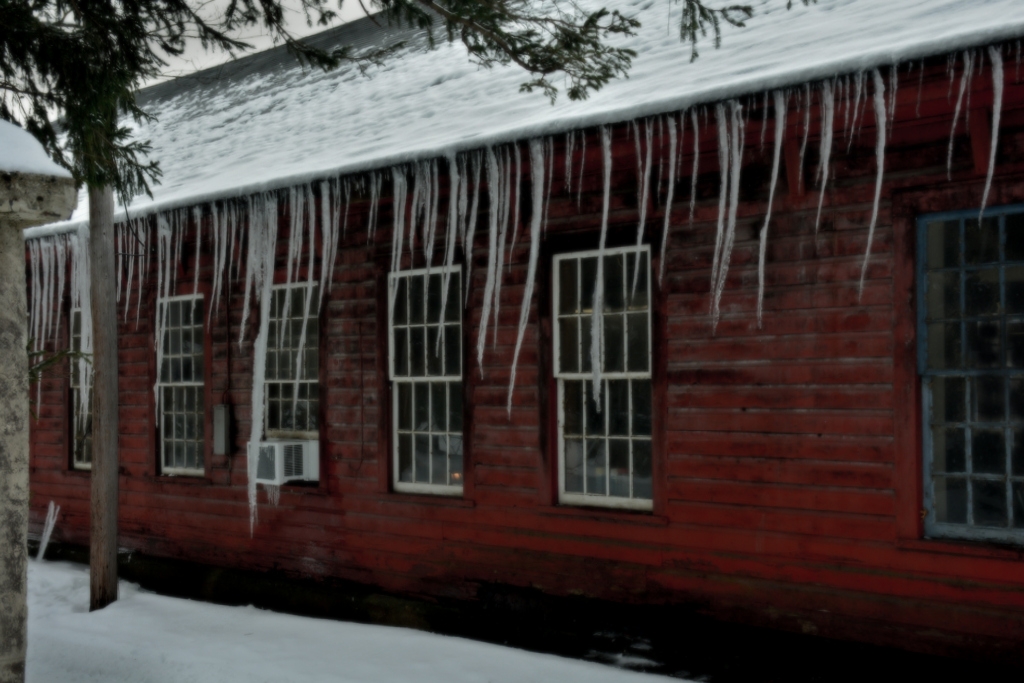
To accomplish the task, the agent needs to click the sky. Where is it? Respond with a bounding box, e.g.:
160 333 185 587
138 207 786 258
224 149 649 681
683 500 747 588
151 0 369 83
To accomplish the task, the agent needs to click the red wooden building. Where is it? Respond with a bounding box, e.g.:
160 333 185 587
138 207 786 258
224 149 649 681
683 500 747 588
24 0 1024 662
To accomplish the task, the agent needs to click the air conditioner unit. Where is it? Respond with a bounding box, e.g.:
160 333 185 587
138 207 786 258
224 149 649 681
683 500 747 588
248 440 320 486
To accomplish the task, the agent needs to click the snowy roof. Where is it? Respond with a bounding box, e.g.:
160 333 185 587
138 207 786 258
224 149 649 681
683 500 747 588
0 119 72 178
40 0 1024 229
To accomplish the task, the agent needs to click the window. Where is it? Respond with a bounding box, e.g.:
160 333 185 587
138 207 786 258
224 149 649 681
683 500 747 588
158 296 205 475
919 206 1024 543
388 267 463 494
554 246 653 510
70 308 92 470
265 283 319 436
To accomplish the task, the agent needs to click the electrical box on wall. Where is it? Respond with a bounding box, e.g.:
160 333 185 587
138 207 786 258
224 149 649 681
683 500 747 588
213 404 230 456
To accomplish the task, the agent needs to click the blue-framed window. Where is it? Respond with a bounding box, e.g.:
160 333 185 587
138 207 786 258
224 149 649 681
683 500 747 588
918 205 1024 544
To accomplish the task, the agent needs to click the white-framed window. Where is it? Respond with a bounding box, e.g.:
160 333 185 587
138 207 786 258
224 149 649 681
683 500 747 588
388 267 463 495
69 308 92 470
554 246 653 510
919 206 1024 543
158 295 205 476
265 283 319 437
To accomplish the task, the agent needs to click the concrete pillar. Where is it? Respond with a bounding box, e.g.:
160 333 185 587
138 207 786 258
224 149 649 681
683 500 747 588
0 167 76 683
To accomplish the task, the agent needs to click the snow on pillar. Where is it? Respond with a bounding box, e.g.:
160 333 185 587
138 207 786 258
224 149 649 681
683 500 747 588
0 120 76 683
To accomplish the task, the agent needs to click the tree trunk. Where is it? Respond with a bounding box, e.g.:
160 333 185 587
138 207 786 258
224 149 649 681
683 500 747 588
0 210 30 683
89 184 118 611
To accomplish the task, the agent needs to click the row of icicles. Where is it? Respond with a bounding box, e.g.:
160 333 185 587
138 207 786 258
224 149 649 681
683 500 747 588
26 43 1018 532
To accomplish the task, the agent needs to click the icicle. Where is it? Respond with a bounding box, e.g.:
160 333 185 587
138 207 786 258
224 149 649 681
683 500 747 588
709 104 731 303
390 167 409 287
590 127 613 410
135 219 148 328
509 144 522 261
492 148 511 346
507 139 546 414
367 171 381 244
245 192 280 534
191 207 202 321
888 65 899 138
655 117 665 206
760 91 770 150
577 132 587 207
425 160 440 270
948 53 957 100
859 70 888 299
848 72 864 151
657 116 679 286
634 120 654 289
947 50 973 179
71 225 92 442
979 46 1005 221
436 153 461 353
292 197 317 416
711 102 745 331
54 237 68 343
839 77 850 143
476 147 501 375
798 84 811 193
814 80 835 233
688 109 700 231
565 132 575 193
758 91 787 328
35 500 59 562
464 152 482 306
544 137 555 232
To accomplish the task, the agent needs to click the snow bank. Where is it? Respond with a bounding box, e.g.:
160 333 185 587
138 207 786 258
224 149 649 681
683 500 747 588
27 560 680 683
26 0 1024 231
0 120 71 178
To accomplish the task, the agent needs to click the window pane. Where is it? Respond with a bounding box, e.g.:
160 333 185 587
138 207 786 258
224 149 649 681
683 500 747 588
933 427 966 473
398 434 413 482
444 273 461 322
604 254 625 313
964 216 999 264
973 375 1005 421
927 271 960 319
608 439 630 497
1006 266 1024 313
448 436 463 486
1014 483 1024 528
585 439 607 495
431 435 447 485
965 320 1001 368
927 220 960 269
973 480 1008 527
633 440 653 500
409 274 424 324
563 381 582 436
444 325 461 376
973 429 1006 475
1014 429 1024 475
584 382 603 436
633 380 653 436
393 278 408 325
394 328 408 376
558 318 579 373
410 327 426 376
964 269 1000 316
627 251 649 310
427 274 443 324
604 314 624 372
607 380 629 436
927 322 961 369
564 439 584 493
932 376 966 423
558 259 578 315
414 434 430 483
431 382 446 431
934 477 967 524
1008 321 1024 368
580 257 597 312
427 328 443 376
626 312 650 372
414 383 429 431
449 383 463 432
1006 213 1024 261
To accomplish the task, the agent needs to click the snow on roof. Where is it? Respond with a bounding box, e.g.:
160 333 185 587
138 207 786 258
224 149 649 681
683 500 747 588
0 119 72 178
39 0 1024 231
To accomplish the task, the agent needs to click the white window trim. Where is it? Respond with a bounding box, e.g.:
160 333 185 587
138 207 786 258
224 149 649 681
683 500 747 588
553 245 653 511
265 282 320 441
388 265 464 496
158 293 206 477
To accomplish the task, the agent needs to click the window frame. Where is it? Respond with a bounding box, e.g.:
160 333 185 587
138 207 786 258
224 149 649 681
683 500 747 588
553 244 654 512
387 264 464 496
917 204 1024 545
264 281 321 440
156 293 207 477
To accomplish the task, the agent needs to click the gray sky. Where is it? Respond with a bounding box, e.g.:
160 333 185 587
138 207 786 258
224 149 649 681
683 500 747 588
151 0 369 83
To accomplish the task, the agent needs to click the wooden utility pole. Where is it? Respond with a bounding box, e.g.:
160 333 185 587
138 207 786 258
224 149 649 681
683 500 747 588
88 184 119 611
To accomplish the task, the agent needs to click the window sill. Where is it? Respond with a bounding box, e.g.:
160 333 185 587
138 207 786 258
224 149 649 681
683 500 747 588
540 504 668 527
897 536 1024 562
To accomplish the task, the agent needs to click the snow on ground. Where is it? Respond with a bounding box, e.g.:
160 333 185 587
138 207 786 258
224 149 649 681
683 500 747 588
0 120 71 177
41 0 1024 228
27 560 682 683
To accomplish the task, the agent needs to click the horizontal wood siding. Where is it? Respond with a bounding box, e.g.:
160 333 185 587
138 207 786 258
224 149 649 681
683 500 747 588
27 57 1024 659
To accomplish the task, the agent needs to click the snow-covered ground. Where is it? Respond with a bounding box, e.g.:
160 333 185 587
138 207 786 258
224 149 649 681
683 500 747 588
27 560 682 683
